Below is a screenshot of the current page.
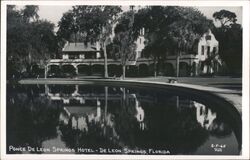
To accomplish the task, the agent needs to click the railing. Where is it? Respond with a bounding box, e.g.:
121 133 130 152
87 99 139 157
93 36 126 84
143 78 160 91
166 54 197 60
49 58 113 63
48 58 155 65
47 55 199 66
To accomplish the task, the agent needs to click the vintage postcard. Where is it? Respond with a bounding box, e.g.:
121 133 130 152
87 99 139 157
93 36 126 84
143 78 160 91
1 0 249 160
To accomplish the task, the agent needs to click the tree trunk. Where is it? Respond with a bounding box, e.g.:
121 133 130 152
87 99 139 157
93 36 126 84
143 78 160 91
156 56 161 76
44 65 47 79
103 40 108 78
74 32 77 46
154 57 157 77
122 65 126 79
176 51 180 77
28 51 32 64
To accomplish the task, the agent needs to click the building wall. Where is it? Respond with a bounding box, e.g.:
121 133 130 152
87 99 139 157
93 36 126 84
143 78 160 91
135 28 145 59
196 30 220 75
133 29 221 76
62 54 69 59
197 29 219 62
47 29 221 77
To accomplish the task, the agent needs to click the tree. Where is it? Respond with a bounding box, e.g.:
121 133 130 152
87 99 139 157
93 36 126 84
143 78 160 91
112 10 137 79
7 5 57 79
134 6 212 77
57 10 79 46
57 6 122 78
166 7 213 77
213 10 237 28
21 5 39 23
134 6 171 77
212 10 242 75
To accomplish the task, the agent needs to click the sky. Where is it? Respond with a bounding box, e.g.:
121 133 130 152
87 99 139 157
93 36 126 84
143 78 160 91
34 5 242 31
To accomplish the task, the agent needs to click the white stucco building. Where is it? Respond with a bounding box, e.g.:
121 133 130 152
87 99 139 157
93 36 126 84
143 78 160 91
133 29 222 76
196 29 221 75
135 28 145 59
46 29 221 77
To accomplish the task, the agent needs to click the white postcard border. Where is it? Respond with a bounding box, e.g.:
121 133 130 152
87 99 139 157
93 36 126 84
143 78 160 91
1 1 249 159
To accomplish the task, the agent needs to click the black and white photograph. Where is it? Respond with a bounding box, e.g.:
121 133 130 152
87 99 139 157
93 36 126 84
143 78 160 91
1 1 249 159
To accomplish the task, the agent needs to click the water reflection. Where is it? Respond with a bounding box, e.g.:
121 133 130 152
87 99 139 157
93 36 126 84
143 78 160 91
7 84 241 155
194 102 217 130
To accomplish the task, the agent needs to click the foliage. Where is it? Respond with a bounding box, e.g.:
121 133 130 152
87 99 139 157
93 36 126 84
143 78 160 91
112 10 137 79
21 5 39 23
57 6 122 77
133 6 212 76
7 5 57 79
73 6 122 41
212 10 242 74
213 10 237 28
57 10 77 44
166 7 212 52
134 6 211 55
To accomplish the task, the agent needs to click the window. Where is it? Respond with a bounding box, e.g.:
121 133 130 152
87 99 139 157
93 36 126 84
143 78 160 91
201 46 204 55
213 47 216 53
138 51 141 58
80 54 85 59
140 51 145 58
207 46 210 56
139 38 142 44
142 28 145 36
63 54 68 59
139 28 145 36
69 54 75 59
205 35 211 40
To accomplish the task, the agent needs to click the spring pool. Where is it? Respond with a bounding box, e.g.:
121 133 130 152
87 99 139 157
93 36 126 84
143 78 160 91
6 83 242 155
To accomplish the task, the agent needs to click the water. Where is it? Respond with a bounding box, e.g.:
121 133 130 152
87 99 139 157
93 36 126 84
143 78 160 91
7 84 241 155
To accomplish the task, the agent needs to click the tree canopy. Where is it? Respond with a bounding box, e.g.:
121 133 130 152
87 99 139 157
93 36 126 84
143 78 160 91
112 10 137 79
134 6 212 54
213 10 237 28
7 5 242 79
133 6 213 76
7 5 57 79
212 10 242 74
57 6 122 44
57 6 122 77
21 5 39 23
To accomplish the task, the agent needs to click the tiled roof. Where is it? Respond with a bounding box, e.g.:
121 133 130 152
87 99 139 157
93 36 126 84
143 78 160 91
63 42 99 52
